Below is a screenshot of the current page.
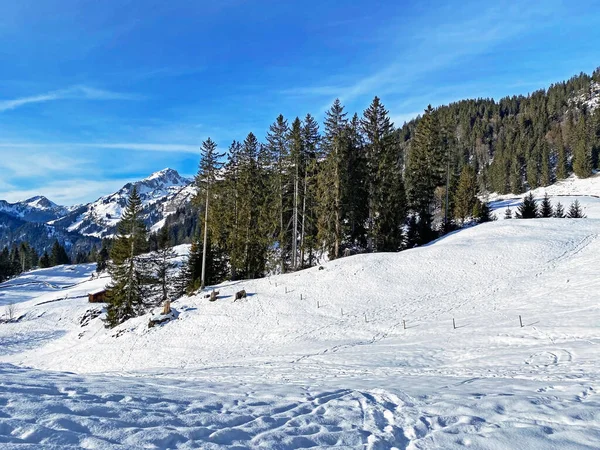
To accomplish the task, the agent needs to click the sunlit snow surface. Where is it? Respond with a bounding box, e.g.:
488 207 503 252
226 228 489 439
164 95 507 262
1 190 600 448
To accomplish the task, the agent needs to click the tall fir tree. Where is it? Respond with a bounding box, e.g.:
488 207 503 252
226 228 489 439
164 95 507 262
453 165 478 224
361 96 406 251
573 115 592 178
194 137 225 289
104 186 150 328
405 105 444 244
152 225 178 305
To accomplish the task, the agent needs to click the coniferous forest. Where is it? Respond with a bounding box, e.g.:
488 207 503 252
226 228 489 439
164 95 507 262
171 69 600 288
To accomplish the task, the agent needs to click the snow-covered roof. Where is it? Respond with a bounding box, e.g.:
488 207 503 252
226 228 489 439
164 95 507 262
87 288 107 295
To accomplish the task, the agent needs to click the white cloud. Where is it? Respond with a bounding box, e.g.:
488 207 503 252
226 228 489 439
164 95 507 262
0 85 141 112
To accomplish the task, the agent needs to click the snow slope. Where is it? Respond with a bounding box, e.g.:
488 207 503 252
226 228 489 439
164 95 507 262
489 173 600 219
1 216 600 448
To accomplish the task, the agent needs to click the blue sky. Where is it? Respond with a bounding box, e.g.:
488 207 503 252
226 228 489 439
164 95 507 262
1 0 599 205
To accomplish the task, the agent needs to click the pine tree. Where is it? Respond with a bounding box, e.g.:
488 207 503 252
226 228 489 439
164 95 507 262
554 202 565 218
104 186 149 328
96 245 109 272
473 200 495 223
187 234 203 292
516 193 538 219
194 137 225 289
453 165 478 224
504 207 513 219
540 142 551 186
555 131 568 180
300 114 321 268
39 251 51 268
266 115 290 272
567 199 586 218
361 96 406 251
573 115 592 178
152 226 177 305
405 105 444 242
539 193 553 218
317 99 347 259
50 240 70 266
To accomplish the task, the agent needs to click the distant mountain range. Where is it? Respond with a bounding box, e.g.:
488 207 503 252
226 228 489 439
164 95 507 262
0 168 196 255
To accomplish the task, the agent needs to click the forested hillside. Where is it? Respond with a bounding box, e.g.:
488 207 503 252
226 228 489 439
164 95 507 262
166 68 600 285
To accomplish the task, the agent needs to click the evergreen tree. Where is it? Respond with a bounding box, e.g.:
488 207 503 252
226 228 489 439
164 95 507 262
554 202 565 218
266 115 290 272
573 115 592 178
473 200 495 223
361 96 406 251
50 240 70 266
152 226 177 305
300 114 321 267
317 99 347 259
504 207 513 219
567 199 586 218
194 137 225 289
104 187 149 328
539 193 554 218
516 193 539 219
405 105 444 242
39 251 51 269
187 234 203 292
555 131 568 180
453 165 478 224
96 245 109 272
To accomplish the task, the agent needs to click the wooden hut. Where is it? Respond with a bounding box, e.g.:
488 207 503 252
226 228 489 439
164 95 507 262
88 288 107 303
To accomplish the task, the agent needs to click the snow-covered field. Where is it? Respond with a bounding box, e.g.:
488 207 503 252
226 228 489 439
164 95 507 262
1 186 600 448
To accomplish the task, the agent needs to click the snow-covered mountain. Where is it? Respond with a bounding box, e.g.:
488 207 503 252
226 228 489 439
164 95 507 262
51 168 195 238
0 196 69 223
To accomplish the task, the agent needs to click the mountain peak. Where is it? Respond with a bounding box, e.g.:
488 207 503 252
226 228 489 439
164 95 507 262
144 168 182 182
24 196 59 209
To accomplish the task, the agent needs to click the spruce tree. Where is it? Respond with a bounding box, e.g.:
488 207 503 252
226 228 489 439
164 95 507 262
194 137 225 289
361 96 406 251
104 186 149 328
573 115 592 178
405 105 444 242
300 114 321 267
39 251 51 268
539 193 554 218
453 165 478 224
567 199 586 218
504 207 513 219
317 99 347 259
152 226 177 305
516 193 539 219
266 115 290 272
554 202 565 218
50 240 70 266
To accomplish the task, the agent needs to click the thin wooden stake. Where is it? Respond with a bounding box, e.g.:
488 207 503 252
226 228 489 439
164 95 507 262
285 287 288 294
364 313 368 323
453 318 456 329
300 294 303 301
317 301 320 309
403 320 406 330
519 315 523 328
341 308 343 316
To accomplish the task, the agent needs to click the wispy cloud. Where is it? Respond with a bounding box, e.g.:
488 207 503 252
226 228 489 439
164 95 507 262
0 85 142 112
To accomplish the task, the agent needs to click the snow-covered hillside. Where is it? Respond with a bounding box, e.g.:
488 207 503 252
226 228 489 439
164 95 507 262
1 212 599 448
488 173 600 219
51 168 194 238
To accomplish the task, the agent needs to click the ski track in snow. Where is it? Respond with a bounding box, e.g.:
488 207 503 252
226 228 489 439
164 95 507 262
1 189 600 448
